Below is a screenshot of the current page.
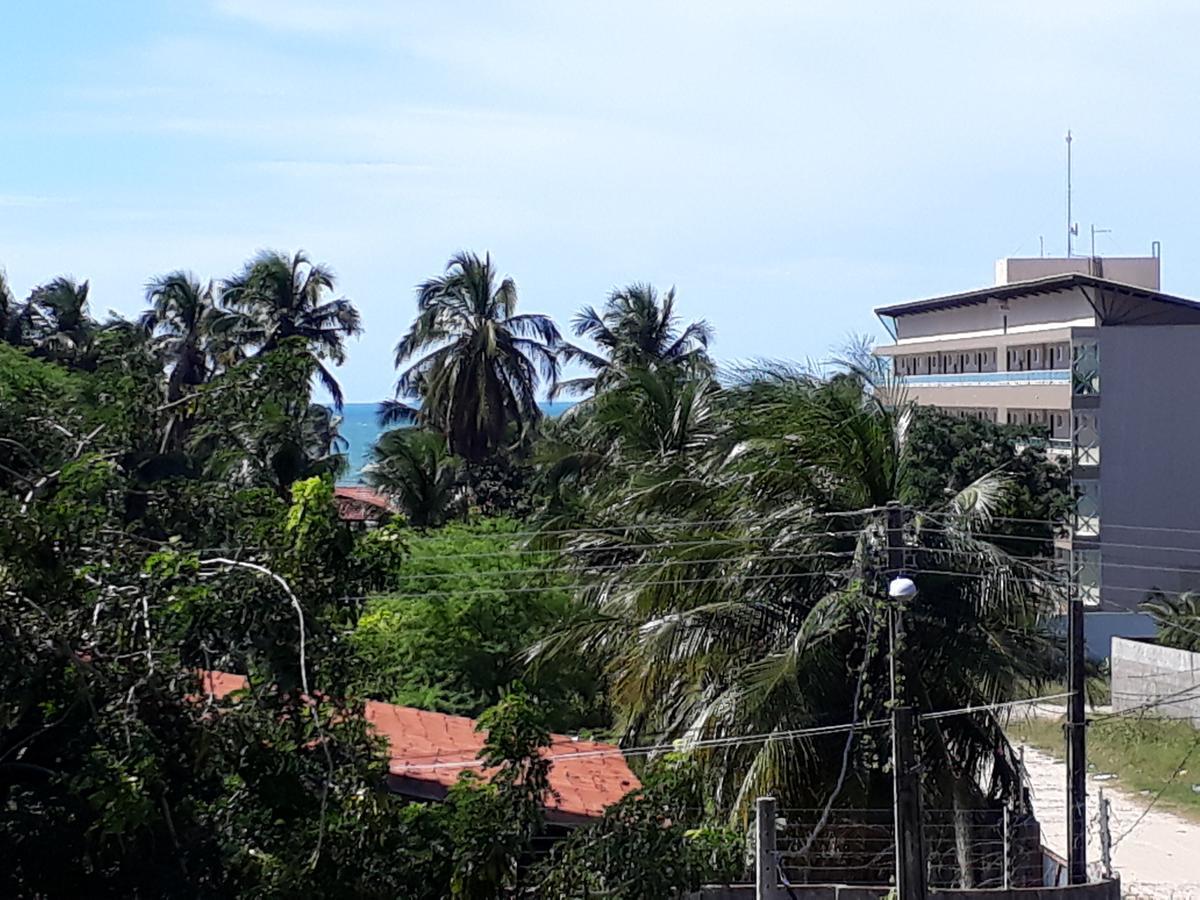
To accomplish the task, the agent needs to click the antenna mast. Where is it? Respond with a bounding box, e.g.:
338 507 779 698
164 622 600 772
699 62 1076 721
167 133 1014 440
1066 131 1077 257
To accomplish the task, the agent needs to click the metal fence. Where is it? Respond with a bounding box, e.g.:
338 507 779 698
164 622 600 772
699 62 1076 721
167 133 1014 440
775 806 1044 889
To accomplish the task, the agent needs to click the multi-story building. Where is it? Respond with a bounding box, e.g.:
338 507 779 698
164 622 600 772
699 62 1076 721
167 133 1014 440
873 254 1200 653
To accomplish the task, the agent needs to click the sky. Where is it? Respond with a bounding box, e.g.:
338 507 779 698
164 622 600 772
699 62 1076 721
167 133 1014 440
2 0 1198 403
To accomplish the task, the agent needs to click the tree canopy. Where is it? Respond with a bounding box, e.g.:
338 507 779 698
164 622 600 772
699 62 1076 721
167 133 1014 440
386 251 560 462
1 247 1083 896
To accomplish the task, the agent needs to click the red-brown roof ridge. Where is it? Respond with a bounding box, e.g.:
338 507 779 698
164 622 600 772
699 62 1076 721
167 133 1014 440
200 672 637 822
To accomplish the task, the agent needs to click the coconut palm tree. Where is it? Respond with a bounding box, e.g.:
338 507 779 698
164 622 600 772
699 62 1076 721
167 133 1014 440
23 277 95 366
140 272 230 401
551 284 712 399
1140 591 1200 653
531 365 1063 835
364 428 463 528
387 251 560 463
0 269 14 344
221 250 362 408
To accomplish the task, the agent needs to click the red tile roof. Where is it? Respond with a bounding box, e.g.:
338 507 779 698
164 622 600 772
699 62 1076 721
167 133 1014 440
368 702 638 822
200 670 250 698
334 486 396 509
334 486 397 522
200 672 637 822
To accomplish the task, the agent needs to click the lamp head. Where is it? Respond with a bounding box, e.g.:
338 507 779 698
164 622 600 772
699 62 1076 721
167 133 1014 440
888 577 918 600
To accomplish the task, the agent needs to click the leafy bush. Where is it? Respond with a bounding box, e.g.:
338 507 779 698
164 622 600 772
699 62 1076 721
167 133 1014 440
350 518 609 732
534 755 745 899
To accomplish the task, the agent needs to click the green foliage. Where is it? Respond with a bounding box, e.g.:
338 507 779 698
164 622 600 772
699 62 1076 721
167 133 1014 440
535 756 744 899
364 427 464 527
531 364 1064 814
553 282 713 399
1010 713 1200 822
1141 590 1200 653
0 343 85 491
387 251 560 462
221 249 362 409
902 407 1073 554
189 340 347 496
350 519 609 731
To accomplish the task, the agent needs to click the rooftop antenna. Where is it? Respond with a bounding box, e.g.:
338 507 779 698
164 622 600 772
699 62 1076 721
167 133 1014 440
1090 225 1111 259
1066 131 1078 257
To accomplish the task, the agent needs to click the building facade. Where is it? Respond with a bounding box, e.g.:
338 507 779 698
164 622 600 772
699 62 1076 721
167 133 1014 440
874 256 1200 652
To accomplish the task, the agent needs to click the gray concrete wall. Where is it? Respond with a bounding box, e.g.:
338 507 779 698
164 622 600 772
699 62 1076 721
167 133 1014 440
1111 636 1200 726
1095 325 1200 613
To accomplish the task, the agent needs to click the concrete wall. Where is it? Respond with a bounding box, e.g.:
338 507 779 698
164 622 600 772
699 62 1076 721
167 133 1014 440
1111 636 1200 725
1095 324 1200 611
996 257 1160 290
689 880 1121 899
900 383 1069 419
894 290 1094 342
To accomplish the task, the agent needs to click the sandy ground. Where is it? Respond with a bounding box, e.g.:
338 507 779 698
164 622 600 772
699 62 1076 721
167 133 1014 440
1017 743 1200 899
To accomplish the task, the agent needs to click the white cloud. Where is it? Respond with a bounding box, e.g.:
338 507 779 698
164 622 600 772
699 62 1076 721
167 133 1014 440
0 195 71 208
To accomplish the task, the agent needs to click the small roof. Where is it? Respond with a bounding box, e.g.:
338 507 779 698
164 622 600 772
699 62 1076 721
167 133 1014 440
200 672 638 823
370 703 639 823
334 486 397 522
874 272 1200 325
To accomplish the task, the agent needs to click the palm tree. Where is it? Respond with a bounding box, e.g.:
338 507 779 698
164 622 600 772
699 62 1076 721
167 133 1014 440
364 428 463 527
140 272 229 401
1140 591 1200 653
0 269 14 343
222 250 362 408
24 277 95 366
551 284 712 398
531 365 1063 834
387 251 560 463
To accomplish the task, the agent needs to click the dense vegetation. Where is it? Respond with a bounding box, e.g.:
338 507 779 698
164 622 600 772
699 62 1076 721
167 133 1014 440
1 252 1073 897
1140 590 1200 653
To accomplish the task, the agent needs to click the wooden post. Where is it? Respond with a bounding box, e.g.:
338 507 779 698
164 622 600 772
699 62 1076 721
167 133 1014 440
1099 789 1113 880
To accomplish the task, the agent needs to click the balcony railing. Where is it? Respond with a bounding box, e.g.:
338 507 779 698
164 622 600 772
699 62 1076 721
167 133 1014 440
897 370 1070 387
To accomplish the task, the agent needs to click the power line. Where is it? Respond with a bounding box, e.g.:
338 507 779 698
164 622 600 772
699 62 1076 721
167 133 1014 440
391 693 1077 771
378 548 859 584
1109 731 1200 849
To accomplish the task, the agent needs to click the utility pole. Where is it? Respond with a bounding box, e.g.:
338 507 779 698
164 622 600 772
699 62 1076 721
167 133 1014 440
1067 586 1088 884
887 502 927 899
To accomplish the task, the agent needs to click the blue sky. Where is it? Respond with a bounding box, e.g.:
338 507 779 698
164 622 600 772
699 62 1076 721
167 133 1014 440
2 1 1197 402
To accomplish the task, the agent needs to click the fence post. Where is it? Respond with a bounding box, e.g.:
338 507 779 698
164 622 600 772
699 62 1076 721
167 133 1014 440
1002 806 1011 889
1099 789 1113 880
756 796 780 900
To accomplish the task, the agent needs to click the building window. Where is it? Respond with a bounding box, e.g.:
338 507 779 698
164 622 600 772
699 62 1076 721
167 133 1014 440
1074 480 1100 537
1073 411 1100 467
1051 343 1069 370
1072 548 1101 608
1053 411 1069 440
1072 341 1100 395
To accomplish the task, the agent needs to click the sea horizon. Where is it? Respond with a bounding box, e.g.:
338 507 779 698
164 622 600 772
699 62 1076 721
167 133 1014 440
336 400 575 483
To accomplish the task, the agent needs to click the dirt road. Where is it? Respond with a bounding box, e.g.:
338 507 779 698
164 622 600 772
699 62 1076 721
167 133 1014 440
1018 744 1200 899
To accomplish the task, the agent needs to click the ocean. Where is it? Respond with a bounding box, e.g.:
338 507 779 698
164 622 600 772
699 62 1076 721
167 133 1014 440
337 401 575 483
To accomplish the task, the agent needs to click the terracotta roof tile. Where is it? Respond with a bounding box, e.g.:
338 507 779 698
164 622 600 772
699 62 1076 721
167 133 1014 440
200 672 637 820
